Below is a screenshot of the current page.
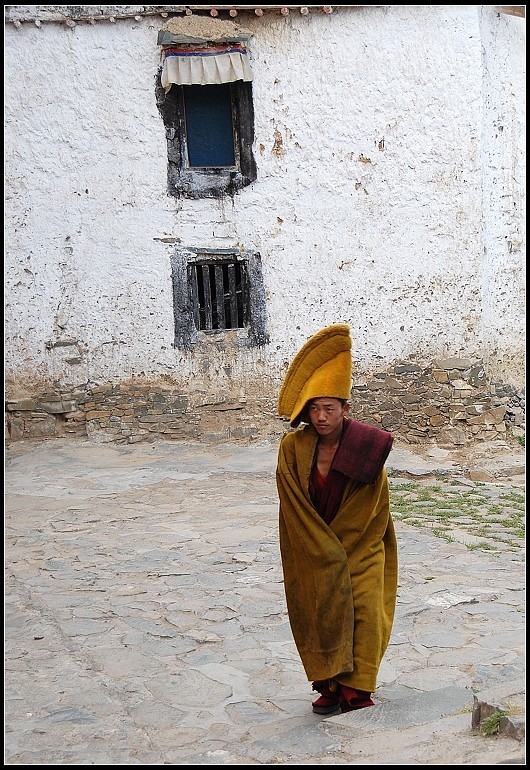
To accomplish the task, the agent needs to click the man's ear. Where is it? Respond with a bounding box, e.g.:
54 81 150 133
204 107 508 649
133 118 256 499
343 402 350 414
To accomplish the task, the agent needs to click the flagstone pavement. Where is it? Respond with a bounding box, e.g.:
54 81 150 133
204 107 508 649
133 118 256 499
4 437 525 765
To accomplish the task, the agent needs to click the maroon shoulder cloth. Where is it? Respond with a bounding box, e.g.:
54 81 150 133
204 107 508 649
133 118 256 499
332 418 394 485
309 418 394 524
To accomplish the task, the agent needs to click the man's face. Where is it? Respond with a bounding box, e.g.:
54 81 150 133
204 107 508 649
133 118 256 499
307 398 349 436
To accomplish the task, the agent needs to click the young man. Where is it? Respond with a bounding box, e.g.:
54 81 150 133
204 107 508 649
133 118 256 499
276 324 397 714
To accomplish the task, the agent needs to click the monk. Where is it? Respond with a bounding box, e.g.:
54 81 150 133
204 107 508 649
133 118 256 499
276 324 398 714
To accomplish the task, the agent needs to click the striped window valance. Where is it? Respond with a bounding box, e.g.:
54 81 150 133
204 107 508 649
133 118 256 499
161 43 253 91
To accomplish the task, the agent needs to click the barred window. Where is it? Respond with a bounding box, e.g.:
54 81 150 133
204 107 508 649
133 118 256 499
171 247 268 349
189 260 248 331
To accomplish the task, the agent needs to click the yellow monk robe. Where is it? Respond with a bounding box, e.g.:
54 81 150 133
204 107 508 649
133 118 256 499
276 424 398 694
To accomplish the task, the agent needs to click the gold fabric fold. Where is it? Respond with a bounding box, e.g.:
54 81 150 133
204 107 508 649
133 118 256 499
277 323 352 427
276 425 398 693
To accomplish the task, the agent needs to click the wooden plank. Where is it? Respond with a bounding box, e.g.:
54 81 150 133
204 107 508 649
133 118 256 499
228 264 238 328
214 265 226 329
496 6 525 17
202 264 213 330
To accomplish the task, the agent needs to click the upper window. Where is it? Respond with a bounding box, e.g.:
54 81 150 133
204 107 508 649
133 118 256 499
184 83 235 168
156 37 256 199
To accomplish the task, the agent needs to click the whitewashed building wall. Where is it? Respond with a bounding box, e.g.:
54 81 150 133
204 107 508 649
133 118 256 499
4 5 525 444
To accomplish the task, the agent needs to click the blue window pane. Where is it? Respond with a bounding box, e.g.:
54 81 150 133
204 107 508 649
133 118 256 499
183 84 235 167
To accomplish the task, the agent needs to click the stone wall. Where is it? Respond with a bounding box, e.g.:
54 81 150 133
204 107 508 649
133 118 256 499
5 357 525 447
350 358 524 447
5 6 526 405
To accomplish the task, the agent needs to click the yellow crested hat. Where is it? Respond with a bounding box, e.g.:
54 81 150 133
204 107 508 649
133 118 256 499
278 324 352 428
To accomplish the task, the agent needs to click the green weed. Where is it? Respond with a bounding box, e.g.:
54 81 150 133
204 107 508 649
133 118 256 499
390 478 524 552
480 710 506 736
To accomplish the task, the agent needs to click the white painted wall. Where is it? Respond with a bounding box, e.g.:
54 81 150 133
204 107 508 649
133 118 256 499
4 5 526 403
478 7 526 383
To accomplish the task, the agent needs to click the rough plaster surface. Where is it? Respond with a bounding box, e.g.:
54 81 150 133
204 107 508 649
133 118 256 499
4 6 525 402
162 14 253 40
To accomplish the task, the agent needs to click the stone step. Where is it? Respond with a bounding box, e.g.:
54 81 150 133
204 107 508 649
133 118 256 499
319 684 525 764
325 685 473 732
324 683 524 739
471 679 525 742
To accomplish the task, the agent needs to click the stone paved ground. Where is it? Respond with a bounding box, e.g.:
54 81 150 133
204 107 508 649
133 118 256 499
4 437 525 765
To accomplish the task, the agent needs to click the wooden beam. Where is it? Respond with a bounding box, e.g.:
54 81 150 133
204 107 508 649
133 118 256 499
496 6 526 18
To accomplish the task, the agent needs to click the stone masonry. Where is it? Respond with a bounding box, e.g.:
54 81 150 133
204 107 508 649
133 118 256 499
5 357 525 447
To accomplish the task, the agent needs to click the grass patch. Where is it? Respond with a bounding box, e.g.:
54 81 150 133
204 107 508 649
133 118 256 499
466 542 498 552
480 710 507 736
390 479 524 552
499 492 524 503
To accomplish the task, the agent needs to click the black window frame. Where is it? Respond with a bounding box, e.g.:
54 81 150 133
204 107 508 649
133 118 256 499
170 247 269 349
157 76 257 199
